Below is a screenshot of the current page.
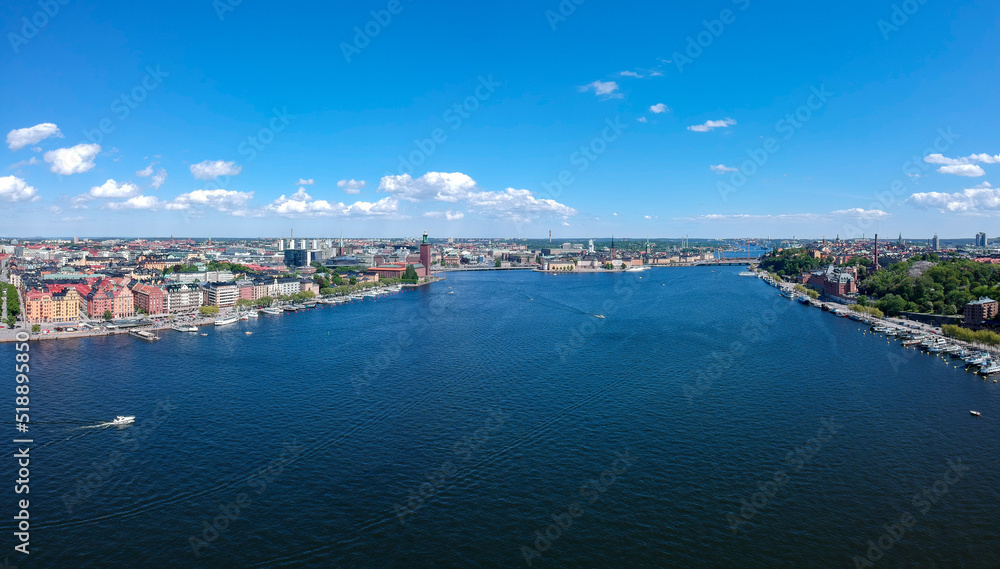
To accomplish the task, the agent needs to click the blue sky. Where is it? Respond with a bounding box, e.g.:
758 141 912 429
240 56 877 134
2 0 998 239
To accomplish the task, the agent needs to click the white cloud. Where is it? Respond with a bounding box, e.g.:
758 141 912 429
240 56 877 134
136 163 155 177
262 187 399 218
7 157 40 170
190 159 241 180
687 118 736 132
612 212 619 216
89 179 139 199
637 117 647 123
7 123 63 151
644 215 652 219
44 143 101 175
466 187 577 223
297 178 315 185
650 103 670 114
379 171 576 223
579 80 622 99
830 208 890 218
619 71 642 78
937 164 985 177
379 172 477 202
424 210 465 221
337 179 367 194
0 175 39 202
680 209 889 222
150 168 167 189
710 164 738 174
105 195 161 210
925 153 1000 165
906 183 1000 213
169 188 254 213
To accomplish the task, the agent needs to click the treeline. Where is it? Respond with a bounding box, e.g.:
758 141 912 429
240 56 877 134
942 324 1000 347
759 248 828 277
861 255 1000 316
1 283 19 327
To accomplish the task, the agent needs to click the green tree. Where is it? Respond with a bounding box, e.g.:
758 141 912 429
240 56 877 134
349 276 358 285
31 324 40 333
495 259 502 267
103 309 113 320
402 264 419 282
199 306 220 316
236 299 253 309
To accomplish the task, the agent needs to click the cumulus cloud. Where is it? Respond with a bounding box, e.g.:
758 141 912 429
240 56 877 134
379 171 577 223
44 143 101 175
650 103 670 114
262 188 399 218
906 182 1000 212
337 179 366 194
687 118 736 132
424 210 465 221
7 123 63 151
379 172 477 203
637 117 647 123
297 178 314 185
710 164 738 174
169 189 254 214
105 195 162 210
937 164 985 177
0 175 39 202
620 71 642 78
925 153 1000 165
136 163 155 177
190 159 241 180
89 179 139 198
466 187 577 223
579 80 622 99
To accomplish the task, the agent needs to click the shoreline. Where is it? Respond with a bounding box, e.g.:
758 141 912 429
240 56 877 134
0 280 422 343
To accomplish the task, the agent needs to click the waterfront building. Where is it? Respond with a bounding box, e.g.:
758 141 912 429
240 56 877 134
976 232 988 248
164 283 202 314
131 283 167 315
964 297 998 325
205 282 239 307
23 285 81 323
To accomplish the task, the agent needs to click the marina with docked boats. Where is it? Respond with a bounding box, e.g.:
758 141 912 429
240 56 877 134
748 268 1000 406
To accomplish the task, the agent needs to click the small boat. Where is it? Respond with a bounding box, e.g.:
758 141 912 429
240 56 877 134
448 291 455 294
245 311 259 319
214 315 239 326
979 361 1000 375
594 314 605 319
171 324 198 332
112 415 135 425
738 271 756 277
200 333 208 336
262 307 282 315
129 330 160 342
245 331 253 335
970 410 981 417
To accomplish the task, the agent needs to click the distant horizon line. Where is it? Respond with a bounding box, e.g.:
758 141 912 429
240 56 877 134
0 235 975 242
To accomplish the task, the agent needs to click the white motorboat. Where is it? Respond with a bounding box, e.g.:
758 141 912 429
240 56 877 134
171 325 198 332
245 310 259 319
970 410 981 417
112 415 135 425
214 315 239 326
262 307 282 315
979 361 1000 375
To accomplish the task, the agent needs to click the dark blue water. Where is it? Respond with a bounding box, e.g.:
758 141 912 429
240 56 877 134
716 246 769 259
5 268 999 568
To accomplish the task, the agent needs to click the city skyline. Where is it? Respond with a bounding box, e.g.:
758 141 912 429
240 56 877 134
2 1 1000 238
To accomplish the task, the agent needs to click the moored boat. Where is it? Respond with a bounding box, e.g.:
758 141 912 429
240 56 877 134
214 315 239 326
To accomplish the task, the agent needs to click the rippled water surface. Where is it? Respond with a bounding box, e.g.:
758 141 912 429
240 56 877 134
7 268 999 568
